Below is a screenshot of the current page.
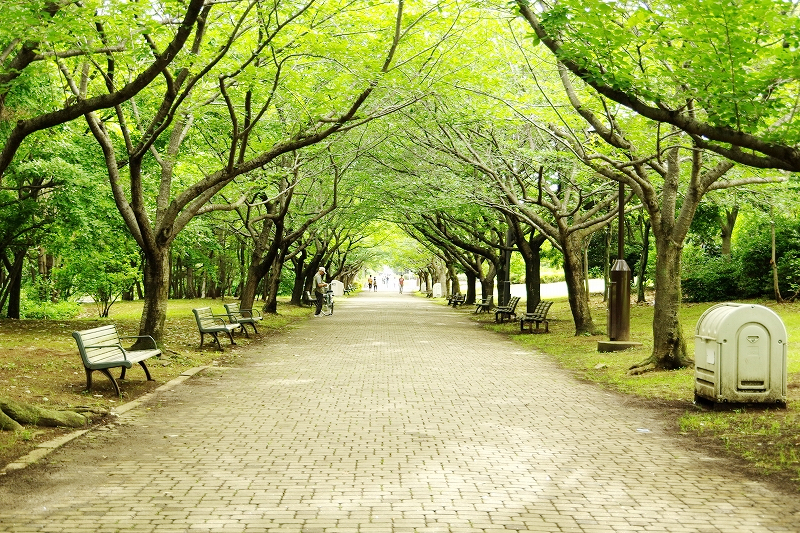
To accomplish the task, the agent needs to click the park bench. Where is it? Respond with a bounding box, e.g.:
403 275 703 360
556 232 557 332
303 290 316 307
425 290 434 298
447 293 465 307
520 300 554 333
72 324 160 397
474 297 492 314
223 302 263 337
494 296 521 323
192 307 241 350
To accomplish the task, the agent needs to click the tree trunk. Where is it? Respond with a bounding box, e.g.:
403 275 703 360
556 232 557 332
631 236 691 372
771 215 783 303
263 264 282 314
497 227 514 307
4 249 25 319
138 247 171 343
464 271 477 304
1 398 87 429
604 228 611 302
562 238 596 335
290 256 306 306
185 263 197 299
515 228 545 313
637 218 651 303
448 263 461 296
240 260 264 312
478 262 496 305
720 206 738 256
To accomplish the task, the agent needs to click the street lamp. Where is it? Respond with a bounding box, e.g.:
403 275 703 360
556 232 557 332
599 181 642 352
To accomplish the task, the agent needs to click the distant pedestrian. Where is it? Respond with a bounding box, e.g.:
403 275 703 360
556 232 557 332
373 277 378 291
398 276 404 294
313 266 328 317
368 276 373 290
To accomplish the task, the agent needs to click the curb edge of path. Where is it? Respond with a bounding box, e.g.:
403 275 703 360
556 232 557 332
1 365 212 476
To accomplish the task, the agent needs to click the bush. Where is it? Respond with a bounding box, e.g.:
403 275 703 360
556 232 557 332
733 214 800 298
681 252 740 302
20 299 81 320
278 271 295 296
540 273 566 284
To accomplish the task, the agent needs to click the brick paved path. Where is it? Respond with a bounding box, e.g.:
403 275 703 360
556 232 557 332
1 292 798 532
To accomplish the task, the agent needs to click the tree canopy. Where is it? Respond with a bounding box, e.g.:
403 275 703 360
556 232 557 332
2 1 798 373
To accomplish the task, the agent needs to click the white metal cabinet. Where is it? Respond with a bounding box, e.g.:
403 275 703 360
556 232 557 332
694 303 787 405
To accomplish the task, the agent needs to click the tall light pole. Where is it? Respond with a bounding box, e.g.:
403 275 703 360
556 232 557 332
599 181 641 352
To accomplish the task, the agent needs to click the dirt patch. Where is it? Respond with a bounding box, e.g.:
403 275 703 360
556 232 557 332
0 312 263 469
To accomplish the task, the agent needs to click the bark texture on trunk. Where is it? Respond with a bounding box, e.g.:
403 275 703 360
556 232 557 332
464 271 477 304
631 237 691 373
138 248 171 343
562 239 596 335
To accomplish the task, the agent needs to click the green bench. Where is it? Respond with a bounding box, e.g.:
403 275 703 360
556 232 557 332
520 300 554 333
192 307 241 350
447 294 466 307
474 297 492 314
494 296 521 323
223 302 263 337
72 325 160 396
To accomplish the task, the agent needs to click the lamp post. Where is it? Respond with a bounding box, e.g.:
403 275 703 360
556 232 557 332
599 181 641 352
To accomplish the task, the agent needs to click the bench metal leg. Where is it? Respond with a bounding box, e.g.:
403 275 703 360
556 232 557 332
119 362 154 381
86 368 122 397
521 318 549 333
138 361 154 381
210 332 223 350
200 332 223 350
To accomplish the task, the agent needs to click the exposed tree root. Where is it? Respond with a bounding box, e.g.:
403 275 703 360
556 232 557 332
0 399 88 431
628 357 694 376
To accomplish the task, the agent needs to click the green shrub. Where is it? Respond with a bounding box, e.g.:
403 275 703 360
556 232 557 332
681 252 740 302
733 214 800 298
278 271 295 296
540 273 566 284
20 299 81 320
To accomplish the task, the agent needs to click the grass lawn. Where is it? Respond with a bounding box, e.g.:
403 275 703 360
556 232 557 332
466 293 800 491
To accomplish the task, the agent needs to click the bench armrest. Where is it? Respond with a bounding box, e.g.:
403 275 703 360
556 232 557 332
119 335 159 350
237 308 262 318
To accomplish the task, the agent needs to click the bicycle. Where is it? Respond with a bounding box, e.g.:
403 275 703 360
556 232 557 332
320 289 334 316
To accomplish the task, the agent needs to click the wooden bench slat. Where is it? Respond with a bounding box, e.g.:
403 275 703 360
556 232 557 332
495 296 521 323
520 300 554 333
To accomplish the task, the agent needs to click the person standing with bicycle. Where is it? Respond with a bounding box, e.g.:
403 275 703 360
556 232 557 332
313 266 329 317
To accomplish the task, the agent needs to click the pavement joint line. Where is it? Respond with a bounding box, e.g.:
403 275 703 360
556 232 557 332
0 365 212 476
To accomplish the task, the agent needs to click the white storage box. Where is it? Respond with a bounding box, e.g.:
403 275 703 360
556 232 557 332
694 303 787 405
